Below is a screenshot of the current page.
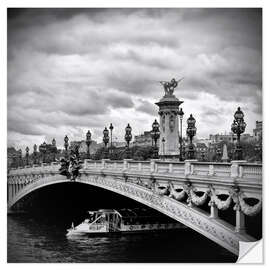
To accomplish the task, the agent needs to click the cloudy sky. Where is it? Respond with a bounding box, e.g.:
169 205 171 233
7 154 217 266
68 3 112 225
7 8 262 151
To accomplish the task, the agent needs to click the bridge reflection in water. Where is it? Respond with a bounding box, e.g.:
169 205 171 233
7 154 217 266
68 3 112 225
7 158 262 256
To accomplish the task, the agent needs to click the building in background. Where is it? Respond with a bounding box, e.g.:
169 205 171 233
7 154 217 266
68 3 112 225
253 120 262 141
134 131 160 147
7 147 22 168
70 140 100 155
209 133 236 144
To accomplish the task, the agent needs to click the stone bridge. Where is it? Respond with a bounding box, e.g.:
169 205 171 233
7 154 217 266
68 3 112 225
7 159 262 256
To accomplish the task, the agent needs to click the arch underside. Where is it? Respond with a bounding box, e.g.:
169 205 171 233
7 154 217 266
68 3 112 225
8 173 256 256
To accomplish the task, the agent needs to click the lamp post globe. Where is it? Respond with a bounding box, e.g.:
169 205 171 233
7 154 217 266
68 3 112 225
103 127 110 158
124 123 132 159
179 108 184 161
186 114 197 160
231 107 246 160
151 119 160 159
86 130 92 159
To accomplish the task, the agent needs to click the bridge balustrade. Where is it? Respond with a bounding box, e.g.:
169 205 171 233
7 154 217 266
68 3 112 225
128 161 141 171
239 163 262 179
9 159 263 181
155 161 170 173
140 161 151 172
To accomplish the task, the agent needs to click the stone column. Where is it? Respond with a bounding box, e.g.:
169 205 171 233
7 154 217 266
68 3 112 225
155 94 183 159
123 159 132 170
150 159 158 173
231 160 247 178
184 159 198 176
101 159 110 169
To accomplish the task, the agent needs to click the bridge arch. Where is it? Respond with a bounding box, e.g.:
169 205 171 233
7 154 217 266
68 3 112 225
8 173 256 256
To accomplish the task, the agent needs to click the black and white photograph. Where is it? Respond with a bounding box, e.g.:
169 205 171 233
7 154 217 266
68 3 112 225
6 6 262 263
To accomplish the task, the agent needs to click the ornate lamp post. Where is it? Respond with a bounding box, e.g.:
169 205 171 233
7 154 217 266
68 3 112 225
182 140 186 160
51 138 57 162
216 147 221 162
254 143 262 162
109 123 114 155
186 114 197 160
231 107 246 160
64 135 69 159
33 144 37 164
18 149 22 167
25 146 29 166
103 127 109 159
162 137 166 159
86 130 92 159
39 142 47 163
179 108 184 161
151 119 160 159
201 149 205 161
125 123 132 159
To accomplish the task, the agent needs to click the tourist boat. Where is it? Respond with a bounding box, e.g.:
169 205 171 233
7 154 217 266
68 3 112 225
66 208 185 236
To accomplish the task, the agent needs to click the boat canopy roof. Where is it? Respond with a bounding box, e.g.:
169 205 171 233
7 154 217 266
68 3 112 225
88 208 164 219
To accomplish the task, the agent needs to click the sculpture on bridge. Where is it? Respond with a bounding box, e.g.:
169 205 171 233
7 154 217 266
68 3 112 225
59 156 82 181
159 77 184 96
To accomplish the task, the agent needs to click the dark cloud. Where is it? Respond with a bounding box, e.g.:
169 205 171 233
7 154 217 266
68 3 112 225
136 99 158 116
7 8 262 147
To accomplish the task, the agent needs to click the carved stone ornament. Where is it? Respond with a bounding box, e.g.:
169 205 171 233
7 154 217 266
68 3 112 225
162 115 165 132
169 114 175 132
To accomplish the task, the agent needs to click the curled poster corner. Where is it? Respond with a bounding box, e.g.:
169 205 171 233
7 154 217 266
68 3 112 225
237 240 263 263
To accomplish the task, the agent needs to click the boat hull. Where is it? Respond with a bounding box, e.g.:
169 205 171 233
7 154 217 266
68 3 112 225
67 223 186 237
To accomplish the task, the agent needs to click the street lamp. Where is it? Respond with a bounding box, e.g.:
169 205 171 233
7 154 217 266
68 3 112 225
186 114 197 160
125 123 132 159
39 142 47 163
182 140 186 160
33 144 37 164
86 130 92 159
216 147 221 162
103 127 109 159
179 108 184 161
254 143 262 162
25 146 29 166
151 119 160 159
51 138 57 162
64 135 69 158
231 107 246 160
18 149 22 167
109 123 114 155
162 137 166 159
201 150 205 161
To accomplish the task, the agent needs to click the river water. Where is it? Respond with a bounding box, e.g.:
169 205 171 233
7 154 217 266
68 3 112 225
8 215 237 263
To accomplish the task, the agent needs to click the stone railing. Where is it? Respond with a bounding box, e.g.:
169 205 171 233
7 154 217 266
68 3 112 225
8 162 60 175
9 159 262 183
